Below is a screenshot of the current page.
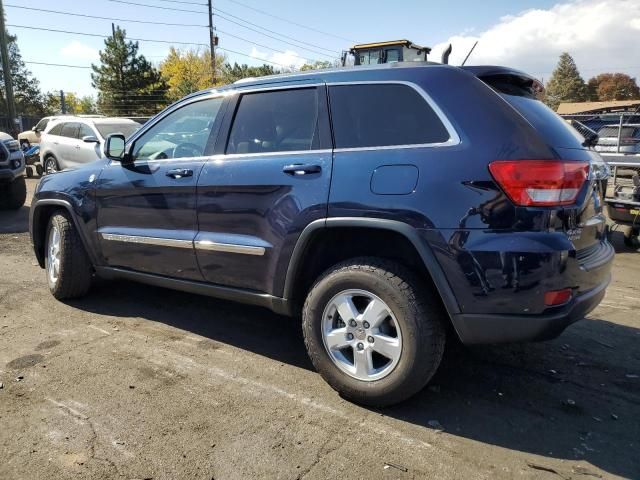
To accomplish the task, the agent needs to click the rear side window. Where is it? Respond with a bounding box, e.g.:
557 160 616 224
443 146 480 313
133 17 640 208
598 126 638 137
329 84 450 149
48 123 63 136
60 123 79 139
227 88 319 154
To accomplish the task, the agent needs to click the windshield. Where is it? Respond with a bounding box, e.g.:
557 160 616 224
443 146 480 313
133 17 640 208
96 122 141 139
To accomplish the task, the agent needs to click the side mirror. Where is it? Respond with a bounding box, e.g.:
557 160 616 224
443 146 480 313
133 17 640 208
32 126 39 132
105 134 126 161
82 135 100 143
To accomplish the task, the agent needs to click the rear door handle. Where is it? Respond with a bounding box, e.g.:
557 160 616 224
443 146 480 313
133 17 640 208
166 168 193 179
282 164 321 176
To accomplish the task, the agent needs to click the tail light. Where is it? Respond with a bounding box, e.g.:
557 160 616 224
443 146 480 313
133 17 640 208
544 288 572 306
489 160 589 206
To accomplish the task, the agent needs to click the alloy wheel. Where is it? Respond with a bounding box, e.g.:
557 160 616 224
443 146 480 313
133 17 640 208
47 225 61 286
321 289 402 381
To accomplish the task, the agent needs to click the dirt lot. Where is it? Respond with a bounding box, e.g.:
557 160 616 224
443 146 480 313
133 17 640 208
0 178 638 480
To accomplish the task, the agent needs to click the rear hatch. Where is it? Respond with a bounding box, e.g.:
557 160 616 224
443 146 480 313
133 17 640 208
464 66 609 258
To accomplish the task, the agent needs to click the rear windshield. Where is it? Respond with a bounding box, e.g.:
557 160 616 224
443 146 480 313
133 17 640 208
598 126 639 137
480 74 586 149
96 123 140 139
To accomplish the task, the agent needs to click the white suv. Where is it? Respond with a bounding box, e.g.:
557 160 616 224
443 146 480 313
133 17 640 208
40 117 141 173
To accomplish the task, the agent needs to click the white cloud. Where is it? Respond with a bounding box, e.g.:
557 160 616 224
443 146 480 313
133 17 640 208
60 41 99 61
430 0 640 81
249 47 308 70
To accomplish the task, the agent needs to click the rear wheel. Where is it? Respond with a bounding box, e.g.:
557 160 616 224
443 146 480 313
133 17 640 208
46 212 93 299
0 176 27 210
302 257 446 407
624 228 639 248
44 156 58 175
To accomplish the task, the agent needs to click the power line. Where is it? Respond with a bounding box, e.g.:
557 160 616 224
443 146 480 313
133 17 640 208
214 9 339 56
216 27 314 62
8 24 209 46
224 0 356 43
5 5 208 27
13 25 290 68
105 0 338 57
214 12 335 59
107 0 205 14
25 61 92 69
154 0 206 4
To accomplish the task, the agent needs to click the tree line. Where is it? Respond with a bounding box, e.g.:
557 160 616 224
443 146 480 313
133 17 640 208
2 26 638 118
543 52 640 110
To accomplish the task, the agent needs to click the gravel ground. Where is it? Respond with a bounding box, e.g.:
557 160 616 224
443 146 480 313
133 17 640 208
0 178 638 480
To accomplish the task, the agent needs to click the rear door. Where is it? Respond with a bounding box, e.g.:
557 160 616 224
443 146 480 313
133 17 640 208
95 95 226 280
57 122 80 169
195 83 333 295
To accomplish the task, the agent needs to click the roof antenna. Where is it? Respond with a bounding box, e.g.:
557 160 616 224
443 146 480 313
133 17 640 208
461 41 478 66
441 44 452 64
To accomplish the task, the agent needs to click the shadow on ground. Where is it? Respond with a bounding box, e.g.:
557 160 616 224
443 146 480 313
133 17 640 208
0 205 29 234
70 270 639 478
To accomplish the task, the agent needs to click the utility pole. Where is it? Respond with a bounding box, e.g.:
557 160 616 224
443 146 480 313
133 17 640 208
0 0 17 137
207 0 216 85
60 90 66 114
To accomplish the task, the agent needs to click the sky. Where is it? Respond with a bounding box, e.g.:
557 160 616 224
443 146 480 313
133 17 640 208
6 0 640 97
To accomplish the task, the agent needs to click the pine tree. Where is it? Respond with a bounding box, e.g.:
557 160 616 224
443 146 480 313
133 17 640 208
544 53 587 110
0 33 46 116
91 26 168 116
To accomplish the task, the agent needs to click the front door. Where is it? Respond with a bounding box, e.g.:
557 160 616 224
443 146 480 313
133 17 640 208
56 122 81 170
95 95 226 280
195 84 333 295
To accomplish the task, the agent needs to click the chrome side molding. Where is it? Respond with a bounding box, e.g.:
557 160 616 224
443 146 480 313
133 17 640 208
194 240 265 256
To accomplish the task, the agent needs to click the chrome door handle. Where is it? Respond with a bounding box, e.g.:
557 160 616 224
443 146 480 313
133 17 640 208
166 168 193 179
282 164 321 176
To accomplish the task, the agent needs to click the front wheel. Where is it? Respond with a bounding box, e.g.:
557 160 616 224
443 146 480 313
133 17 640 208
302 257 446 407
44 156 59 175
46 212 93 299
624 228 639 248
0 176 27 210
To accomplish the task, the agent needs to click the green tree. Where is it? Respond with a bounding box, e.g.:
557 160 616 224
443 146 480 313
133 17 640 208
160 47 226 102
586 73 640 101
0 32 46 117
300 60 333 71
91 26 168 116
544 53 587 110
45 92 96 115
221 62 279 84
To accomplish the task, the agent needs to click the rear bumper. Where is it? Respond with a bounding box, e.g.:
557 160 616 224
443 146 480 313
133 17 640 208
452 274 610 344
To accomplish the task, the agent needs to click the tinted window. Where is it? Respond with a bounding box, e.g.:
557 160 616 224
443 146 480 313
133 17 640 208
35 118 49 131
60 123 79 139
96 122 140 139
133 98 223 160
79 123 95 138
227 88 319 154
330 84 450 148
48 123 63 136
501 94 585 149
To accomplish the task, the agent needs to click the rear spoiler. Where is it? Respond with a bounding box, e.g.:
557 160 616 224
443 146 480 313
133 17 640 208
461 66 544 97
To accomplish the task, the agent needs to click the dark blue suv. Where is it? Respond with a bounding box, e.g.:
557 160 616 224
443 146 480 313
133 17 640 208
30 63 613 406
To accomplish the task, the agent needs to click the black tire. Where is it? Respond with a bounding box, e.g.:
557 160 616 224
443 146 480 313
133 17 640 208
302 257 446 407
624 229 638 248
35 164 44 176
0 176 27 210
26 166 34 178
44 156 59 175
45 211 93 299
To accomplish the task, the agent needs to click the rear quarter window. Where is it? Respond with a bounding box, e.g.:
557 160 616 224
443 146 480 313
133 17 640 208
500 94 586 149
329 83 451 149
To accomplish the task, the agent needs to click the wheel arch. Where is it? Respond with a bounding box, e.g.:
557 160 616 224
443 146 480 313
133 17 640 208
30 199 97 268
282 218 461 322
